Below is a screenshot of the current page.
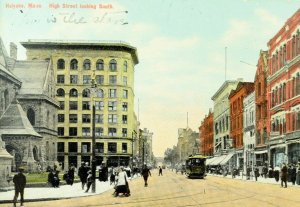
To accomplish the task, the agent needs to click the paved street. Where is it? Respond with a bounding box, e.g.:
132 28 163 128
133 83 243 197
1 170 300 207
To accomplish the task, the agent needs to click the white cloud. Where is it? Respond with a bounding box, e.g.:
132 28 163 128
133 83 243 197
254 8 281 27
221 19 251 46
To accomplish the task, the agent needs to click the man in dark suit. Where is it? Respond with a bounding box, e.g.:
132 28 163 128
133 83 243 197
13 167 26 207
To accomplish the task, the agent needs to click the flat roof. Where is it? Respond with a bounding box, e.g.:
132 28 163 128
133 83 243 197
21 39 139 65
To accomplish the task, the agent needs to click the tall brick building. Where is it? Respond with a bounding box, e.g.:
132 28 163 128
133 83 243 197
199 109 214 156
254 50 269 165
229 82 254 168
267 9 300 167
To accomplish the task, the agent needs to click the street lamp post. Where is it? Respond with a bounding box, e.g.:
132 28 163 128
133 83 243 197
131 130 137 168
91 75 97 193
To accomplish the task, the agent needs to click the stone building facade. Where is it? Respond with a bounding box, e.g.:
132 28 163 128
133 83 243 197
177 128 199 162
211 79 240 155
0 38 58 174
243 91 255 172
21 40 139 169
267 9 300 167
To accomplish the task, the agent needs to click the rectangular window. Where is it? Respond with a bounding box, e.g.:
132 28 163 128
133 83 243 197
123 76 127 86
83 75 91 85
108 142 117 153
82 127 91 136
108 128 117 136
58 114 65 123
95 127 103 136
95 114 103 123
59 101 65 110
122 143 127 153
108 101 117 111
68 142 78 152
109 75 117 85
122 102 128 111
70 75 78 84
82 114 91 123
69 101 78 110
95 143 104 153
96 75 104 85
69 114 78 123
122 115 127 124
123 89 128 99
69 127 77 136
81 142 91 153
109 89 117 98
58 127 64 136
57 75 65 83
95 101 104 110
82 101 90 110
57 142 65 152
108 114 117 123
122 128 127 137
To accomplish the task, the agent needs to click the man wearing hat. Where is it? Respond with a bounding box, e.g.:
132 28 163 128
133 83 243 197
13 167 26 207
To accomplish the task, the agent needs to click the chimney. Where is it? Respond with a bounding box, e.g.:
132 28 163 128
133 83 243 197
10 42 17 59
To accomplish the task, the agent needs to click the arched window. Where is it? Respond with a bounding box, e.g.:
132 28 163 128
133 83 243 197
70 88 78 97
33 146 38 161
57 59 65 69
82 88 90 97
27 108 35 126
4 89 9 110
83 59 91 70
96 59 104 70
70 59 78 70
47 110 50 126
123 61 127 72
109 59 117 71
56 88 65 97
96 89 104 98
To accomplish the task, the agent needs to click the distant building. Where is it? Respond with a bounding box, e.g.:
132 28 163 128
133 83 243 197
177 128 199 162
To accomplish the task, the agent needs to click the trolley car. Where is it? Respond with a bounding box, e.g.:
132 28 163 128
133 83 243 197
185 154 206 179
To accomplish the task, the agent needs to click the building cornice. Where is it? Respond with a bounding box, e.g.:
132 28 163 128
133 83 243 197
21 39 139 65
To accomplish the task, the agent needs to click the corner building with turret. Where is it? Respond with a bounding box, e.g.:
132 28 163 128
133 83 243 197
21 40 139 169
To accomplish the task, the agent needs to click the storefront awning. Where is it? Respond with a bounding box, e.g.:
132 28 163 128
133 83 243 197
209 155 227 165
219 153 234 165
254 150 268 154
206 156 218 165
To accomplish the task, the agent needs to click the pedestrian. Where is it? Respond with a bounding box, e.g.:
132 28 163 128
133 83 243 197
67 164 75 185
281 163 288 188
287 164 292 182
78 162 88 190
254 166 259 181
159 166 163 176
274 165 280 182
114 167 130 197
262 165 268 178
13 167 26 207
142 164 151 187
291 164 296 185
296 163 300 185
268 165 274 178
48 168 59 187
110 171 116 185
85 170 93 193
99 162 108 182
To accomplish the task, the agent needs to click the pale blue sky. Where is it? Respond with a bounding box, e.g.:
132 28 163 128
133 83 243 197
1 0 299 156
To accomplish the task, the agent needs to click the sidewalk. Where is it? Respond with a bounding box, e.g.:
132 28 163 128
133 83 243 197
208 173 300 187
0 180 115 204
